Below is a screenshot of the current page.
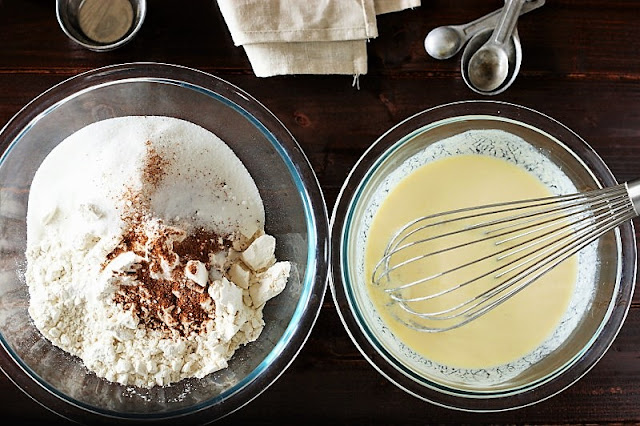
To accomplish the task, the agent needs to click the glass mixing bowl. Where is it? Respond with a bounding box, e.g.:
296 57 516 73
0 63 329 423
330 101 636 412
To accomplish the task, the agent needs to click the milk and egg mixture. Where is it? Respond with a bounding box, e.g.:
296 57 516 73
358 128 600 377
366 154 577 369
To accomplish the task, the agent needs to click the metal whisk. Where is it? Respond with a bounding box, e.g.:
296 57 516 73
372 180 640 333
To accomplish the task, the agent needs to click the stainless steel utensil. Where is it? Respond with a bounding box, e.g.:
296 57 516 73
461 27 521 96
56 0 147 51
424 0 545 60
466 0 526 92
372 180 640 332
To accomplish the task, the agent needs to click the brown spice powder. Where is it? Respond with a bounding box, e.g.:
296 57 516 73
107 141 231 337
143 140 169 188
113 260 213 337
174 228 231 263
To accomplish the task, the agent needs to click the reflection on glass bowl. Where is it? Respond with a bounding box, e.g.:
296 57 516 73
330 100 636 412
0 63 329 423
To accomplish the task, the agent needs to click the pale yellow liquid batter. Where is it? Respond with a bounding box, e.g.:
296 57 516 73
366 154 577 369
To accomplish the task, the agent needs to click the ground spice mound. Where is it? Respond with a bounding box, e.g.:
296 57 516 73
174 228 231 263
113 259 213 337
107 141 234 337
109 225 234 337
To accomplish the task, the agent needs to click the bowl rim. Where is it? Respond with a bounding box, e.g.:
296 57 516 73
329 100 637 412
0 62 330 423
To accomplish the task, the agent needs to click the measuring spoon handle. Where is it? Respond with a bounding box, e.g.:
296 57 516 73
491 0 527 45
458 0 545 38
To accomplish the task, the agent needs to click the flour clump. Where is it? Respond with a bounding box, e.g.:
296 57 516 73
26 116 289 388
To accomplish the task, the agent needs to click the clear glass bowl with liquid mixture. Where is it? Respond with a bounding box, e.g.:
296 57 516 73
0 63 329 423
330 100 636 412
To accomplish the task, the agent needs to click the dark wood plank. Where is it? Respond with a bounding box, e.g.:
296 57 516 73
1 0 640 423
220 302 640 424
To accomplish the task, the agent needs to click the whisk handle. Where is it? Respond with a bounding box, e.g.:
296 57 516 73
625 180 640 216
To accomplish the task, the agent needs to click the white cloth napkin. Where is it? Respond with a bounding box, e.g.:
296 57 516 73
217 0 421 77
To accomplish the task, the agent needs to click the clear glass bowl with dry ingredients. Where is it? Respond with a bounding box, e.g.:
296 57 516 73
0 63 329 423
330 101 636 411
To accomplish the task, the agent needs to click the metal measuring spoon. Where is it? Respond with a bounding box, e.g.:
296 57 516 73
466 0 526 92
461 27 521 95
425 0 545 60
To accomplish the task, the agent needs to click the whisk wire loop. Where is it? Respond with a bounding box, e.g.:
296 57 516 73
373 181 639 333
371 185 629 286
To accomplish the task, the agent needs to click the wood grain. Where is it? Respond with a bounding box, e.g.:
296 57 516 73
1 0 639 423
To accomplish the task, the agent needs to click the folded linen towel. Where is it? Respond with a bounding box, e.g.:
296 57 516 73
217 0 421 77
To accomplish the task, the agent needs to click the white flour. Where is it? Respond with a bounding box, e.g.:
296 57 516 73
26 116 289 388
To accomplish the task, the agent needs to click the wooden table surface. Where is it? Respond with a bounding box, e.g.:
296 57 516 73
2 0 640 424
